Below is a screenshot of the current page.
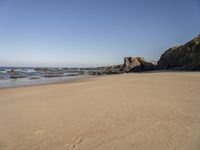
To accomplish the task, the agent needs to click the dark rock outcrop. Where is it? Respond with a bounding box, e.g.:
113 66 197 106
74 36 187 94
7 70 27 79
88 65 123 75
158 35 200 70
120 57 157 72
105 65 123 74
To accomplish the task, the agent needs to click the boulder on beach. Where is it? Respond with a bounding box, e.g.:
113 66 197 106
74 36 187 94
120 57 157 72
158 35 200 70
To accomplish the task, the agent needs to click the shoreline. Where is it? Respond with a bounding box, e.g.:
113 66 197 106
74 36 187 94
0 75 96 89
0 70 199 89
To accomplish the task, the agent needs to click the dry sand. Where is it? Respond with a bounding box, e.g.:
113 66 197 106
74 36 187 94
0 72 200 150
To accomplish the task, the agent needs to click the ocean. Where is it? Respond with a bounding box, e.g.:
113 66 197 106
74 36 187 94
0 67 97 88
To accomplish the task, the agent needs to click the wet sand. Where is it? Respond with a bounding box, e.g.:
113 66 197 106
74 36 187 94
0 72 200 150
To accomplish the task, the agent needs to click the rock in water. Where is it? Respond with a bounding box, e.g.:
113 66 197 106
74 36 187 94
105 65 123 74
158 34 200 70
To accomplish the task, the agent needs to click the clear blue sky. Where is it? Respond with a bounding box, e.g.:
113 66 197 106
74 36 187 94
0 0 200 67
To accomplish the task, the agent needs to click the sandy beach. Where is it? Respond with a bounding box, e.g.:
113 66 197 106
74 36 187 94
0 72 200 150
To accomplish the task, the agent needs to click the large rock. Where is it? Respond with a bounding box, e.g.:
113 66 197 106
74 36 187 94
120 57 156 72
120 57 143 72
158 35 200 70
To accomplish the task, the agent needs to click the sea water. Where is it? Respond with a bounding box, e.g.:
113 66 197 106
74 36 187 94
0 67 93 88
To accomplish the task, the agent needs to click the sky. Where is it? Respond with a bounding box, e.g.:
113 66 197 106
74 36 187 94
0 0 200 67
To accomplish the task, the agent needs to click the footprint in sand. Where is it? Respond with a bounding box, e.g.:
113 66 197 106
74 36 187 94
65 137 83 150
72 137 82 144
25 130 46 140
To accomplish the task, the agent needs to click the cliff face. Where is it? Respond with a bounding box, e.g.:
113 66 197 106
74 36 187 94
158 35 200 70
90 34 200 75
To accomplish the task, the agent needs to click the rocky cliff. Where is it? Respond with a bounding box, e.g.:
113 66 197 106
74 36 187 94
158 35 200 70
90 34 200 75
